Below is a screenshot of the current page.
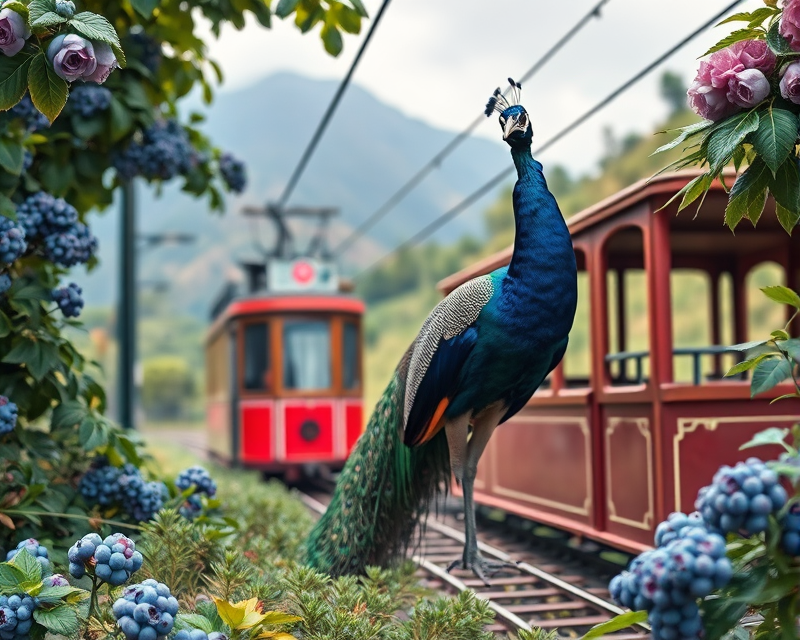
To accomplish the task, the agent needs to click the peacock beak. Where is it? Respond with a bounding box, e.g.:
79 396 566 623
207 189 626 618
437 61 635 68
503 116 523 140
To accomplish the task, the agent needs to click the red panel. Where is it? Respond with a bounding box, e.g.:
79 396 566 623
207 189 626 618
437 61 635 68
241 404 272 463
206 401 230 461
346 403 363 452
285 403 334 460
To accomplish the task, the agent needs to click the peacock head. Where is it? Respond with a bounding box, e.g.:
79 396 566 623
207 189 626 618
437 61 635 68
484 78 532 149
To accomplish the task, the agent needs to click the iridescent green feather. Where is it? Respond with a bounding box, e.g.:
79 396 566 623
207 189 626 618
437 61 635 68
305 369 450 576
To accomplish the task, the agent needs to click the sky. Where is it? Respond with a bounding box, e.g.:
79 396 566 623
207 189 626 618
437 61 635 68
201 0 763 177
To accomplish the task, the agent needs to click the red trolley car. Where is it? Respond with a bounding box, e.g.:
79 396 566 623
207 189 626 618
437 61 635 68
440 170 800 553
205 207 365 479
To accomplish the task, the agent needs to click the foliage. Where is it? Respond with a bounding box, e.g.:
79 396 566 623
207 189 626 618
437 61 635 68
724 285 800 399
0 0 364 552
656 2 800 233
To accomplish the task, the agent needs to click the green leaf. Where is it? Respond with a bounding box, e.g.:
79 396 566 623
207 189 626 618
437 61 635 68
769 157 800 227
275 0 300 18
0 563 25 589
31 11 66 28
33 605 79 636
176 614 214 634
751 357 793 397
761 285 800 308
109 97 133 142
321 22 343 56
2 339 59 381
0 139 24 176
2 2 29 20
27 53 68 124
707 109 760 174
728 339 768 351
130 0 160 18
0 311 10 339
27 0 56 23
678 173 713 212
68 13 121 49
652 120 713 155
581 610 649 639
739 427 790 450
0 50 33 111
783 337 800 362
51 400 87 430
35 585 87 605
703 28 764 56
767 20 794 55
347 0 368 17
9 549 42 583
767 460 800 481
333 4 361 34
0 194 15 221
725 353 773 376
751 106 797 175
260 611 303 624
724 158 770 229
79 417 108 451
776 202 800 234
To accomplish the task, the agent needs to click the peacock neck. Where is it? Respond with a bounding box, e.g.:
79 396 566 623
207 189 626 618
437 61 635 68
499 145 577 333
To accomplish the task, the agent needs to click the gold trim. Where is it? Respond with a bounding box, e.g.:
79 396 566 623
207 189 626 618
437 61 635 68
673 415 800 512
605 417 654 531
489 416 592 516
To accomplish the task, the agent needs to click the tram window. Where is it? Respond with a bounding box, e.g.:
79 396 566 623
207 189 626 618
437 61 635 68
342 321 360 390
243 323 270 391
283 320 332 390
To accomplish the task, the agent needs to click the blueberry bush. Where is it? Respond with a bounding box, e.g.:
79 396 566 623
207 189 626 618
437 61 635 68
0 0 368 551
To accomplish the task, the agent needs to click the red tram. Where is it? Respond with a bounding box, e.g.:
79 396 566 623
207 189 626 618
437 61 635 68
440 170 800 553
205 256 365 479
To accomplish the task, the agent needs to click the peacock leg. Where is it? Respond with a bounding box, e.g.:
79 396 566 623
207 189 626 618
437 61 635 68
446 403 519 585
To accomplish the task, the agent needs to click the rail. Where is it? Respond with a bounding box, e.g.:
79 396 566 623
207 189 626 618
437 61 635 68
296 490 650 638
605 346 746 386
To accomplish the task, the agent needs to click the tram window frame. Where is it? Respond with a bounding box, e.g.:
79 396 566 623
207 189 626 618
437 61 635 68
240 320 272 393
341 318 361 392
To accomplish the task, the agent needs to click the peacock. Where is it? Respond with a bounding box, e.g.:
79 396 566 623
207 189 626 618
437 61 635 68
306 79 578 583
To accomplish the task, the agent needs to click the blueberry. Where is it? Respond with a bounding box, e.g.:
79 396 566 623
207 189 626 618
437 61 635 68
95 564 112 581
109 552 126 571
117 615 140 639
93 545 111 564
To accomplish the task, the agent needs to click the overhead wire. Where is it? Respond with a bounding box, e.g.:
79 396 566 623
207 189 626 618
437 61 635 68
276 0 393 209
354 0 745 278
333 0 612 257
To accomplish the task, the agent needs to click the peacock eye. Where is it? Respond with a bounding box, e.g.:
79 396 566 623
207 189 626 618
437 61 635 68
519 114 528 128
499 116 507 126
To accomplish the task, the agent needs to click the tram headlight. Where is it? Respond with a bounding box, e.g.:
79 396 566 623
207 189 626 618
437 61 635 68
300 419 321 442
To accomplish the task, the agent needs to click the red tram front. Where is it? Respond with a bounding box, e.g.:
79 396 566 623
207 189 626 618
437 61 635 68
205 260 365 479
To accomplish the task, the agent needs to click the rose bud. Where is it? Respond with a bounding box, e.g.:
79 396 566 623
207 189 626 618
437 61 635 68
47 34 97 82
780 61 800 105
727 69 770 108
0 7 31 57
733 40 776 75
688 79 738 121
83 42 118 84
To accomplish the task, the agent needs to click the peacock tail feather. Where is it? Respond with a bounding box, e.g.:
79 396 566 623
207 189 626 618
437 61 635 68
305 366 450 576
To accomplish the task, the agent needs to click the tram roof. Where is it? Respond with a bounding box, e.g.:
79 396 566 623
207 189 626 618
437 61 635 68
437 168 795 294
206 292 365 342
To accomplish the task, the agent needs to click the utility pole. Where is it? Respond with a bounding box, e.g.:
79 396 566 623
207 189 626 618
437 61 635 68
116 179 195 430
117 182 136 429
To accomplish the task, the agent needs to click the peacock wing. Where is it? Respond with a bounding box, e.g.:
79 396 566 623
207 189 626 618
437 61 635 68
402 274 494 446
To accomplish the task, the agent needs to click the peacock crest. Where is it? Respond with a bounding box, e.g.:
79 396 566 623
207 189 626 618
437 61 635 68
484 77 522 116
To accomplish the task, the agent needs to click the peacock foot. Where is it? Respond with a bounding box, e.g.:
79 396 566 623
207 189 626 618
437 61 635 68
446 553 520 586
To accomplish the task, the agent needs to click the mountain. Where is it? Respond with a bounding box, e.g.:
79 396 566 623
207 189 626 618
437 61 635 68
79 72 510 318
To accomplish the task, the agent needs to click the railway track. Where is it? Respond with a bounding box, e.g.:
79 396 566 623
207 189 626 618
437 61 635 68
297 489 651 639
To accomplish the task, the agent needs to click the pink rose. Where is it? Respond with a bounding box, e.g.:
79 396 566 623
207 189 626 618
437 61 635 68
780 0 800 51
707 47 744 89
730 40 776 75
47 34 97 82
780 60 800 104
0 8 30 57
83 42 117 84
688 79 739 121
727 69 771 108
